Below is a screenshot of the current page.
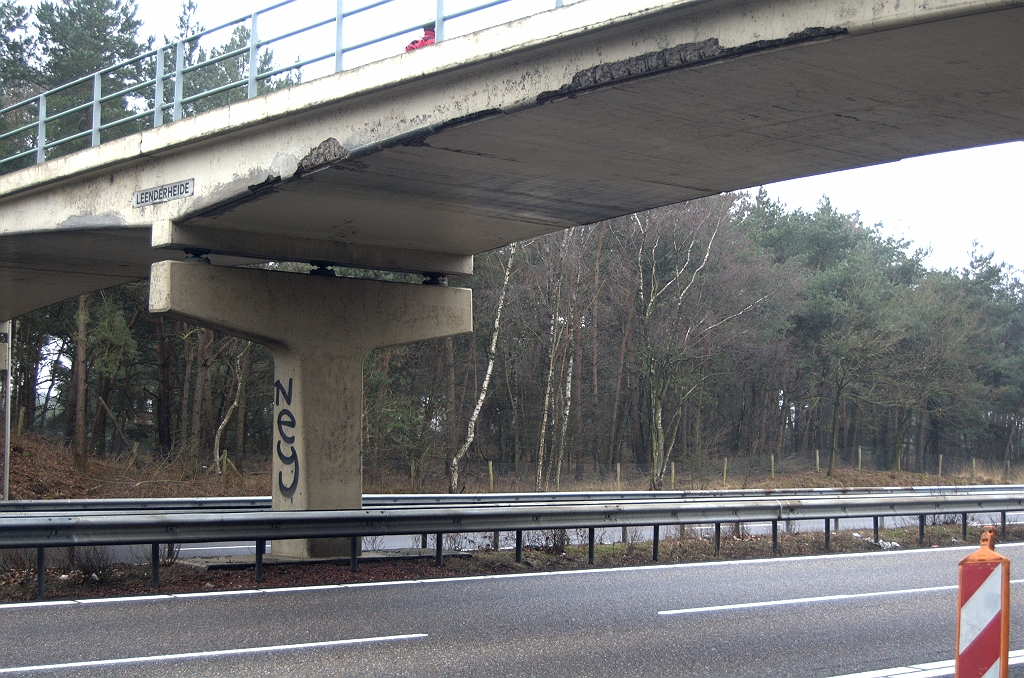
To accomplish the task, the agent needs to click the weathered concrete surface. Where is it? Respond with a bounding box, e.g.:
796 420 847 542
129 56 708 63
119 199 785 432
149 260 472 557
1 0 1022 318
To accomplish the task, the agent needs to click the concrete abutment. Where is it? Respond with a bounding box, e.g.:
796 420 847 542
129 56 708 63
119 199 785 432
148 260 472 558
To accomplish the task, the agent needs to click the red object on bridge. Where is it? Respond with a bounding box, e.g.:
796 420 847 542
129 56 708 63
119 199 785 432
955 526 1010 678
405 28 435 52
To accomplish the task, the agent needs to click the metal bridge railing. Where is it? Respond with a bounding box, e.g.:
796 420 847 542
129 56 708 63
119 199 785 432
0 0 573 171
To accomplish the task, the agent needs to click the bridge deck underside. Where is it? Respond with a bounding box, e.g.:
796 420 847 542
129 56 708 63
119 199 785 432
1 4 1021 318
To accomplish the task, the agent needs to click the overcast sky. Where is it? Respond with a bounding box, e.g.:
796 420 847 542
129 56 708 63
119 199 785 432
126 0 1024 276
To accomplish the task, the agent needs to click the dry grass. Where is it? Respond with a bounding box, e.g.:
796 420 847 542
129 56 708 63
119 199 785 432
6 433 267 500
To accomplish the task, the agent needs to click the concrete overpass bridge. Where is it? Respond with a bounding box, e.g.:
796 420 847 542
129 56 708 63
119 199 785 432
1 0 1021 557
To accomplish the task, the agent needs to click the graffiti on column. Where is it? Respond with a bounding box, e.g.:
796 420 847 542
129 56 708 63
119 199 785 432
275 378 299 497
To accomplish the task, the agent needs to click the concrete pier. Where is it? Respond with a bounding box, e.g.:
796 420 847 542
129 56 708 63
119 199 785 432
149 260 472 557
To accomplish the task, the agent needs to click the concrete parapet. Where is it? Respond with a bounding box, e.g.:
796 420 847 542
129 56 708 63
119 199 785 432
149 260 472 557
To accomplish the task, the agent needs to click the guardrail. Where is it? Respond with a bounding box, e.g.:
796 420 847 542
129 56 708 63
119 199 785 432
0 0 572 170
4 485 1020 513
2 490 1020 600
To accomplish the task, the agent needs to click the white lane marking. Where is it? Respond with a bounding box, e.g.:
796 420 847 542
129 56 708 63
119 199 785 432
0 634 427 674
658 579 1023 616
2 544 1021 610
826 648 1024 677
658 584 956 615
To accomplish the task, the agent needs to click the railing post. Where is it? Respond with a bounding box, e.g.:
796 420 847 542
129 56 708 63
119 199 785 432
771 519 778 554
962 512 968 541
154 46 164 127
515 529 523 563
873 516 879 543
151 543 160 588
350 536 358 572
588 527 595 565
435 0 445 42
334 0 344 72
435 532 443 567
35 93 46 164
1001 511 1006 538
918 514 925 545
255 539 265 582
248 12 260 99
652 525 660 562
91 73 102 147
173 41 185 121
714 522 721 556
36 547 45 600
824 518 830 550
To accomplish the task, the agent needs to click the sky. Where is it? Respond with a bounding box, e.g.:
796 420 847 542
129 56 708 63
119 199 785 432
123 1 1024 276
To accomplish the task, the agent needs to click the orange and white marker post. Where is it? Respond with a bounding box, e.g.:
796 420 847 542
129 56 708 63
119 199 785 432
955 526 1010 678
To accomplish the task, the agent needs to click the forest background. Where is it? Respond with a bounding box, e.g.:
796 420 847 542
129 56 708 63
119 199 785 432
2 0 1022 493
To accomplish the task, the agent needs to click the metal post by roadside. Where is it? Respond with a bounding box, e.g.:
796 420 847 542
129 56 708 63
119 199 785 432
36 548 45 600
588 527 595 565
771 520 778 554
714 523 721 556
515 530 523 563
824 518 830 551
350 537 358 572
435 533 443 567
873 516 879 543
652 525 660 562
919 514 926 545
962 513 968 542
151 543 159 587
255 539 265 582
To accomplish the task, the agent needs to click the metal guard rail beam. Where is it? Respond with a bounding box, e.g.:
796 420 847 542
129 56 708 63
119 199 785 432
1 493 1021 549
2 485 1020 513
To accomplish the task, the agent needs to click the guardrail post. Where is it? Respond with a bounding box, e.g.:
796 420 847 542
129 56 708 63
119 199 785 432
91 73 102 147
515 530 523 563
334 0 344 72
36 547 44 600
873 516 879 543
1001 511 1006 538
824 518 831 551
35 94 46 164
154 46 164 127
350 537 358 572
421 533 428 549
173 41 184 121
714 522 721 556
492 530 499 550
771 520 778 554
435 532 443 567
247 12 260 99
919 514 926 545
652 525 660 562
588 527 595 565
151 543 159 587
255 539 265 582
962 513 968 541
435 0 445 42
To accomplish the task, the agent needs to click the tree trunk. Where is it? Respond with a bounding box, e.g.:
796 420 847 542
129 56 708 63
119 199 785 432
73 294 90 472
449 245 516 493
154 315 173 457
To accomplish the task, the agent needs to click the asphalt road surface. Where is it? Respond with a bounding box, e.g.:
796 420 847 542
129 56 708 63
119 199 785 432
1 544 1022 677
